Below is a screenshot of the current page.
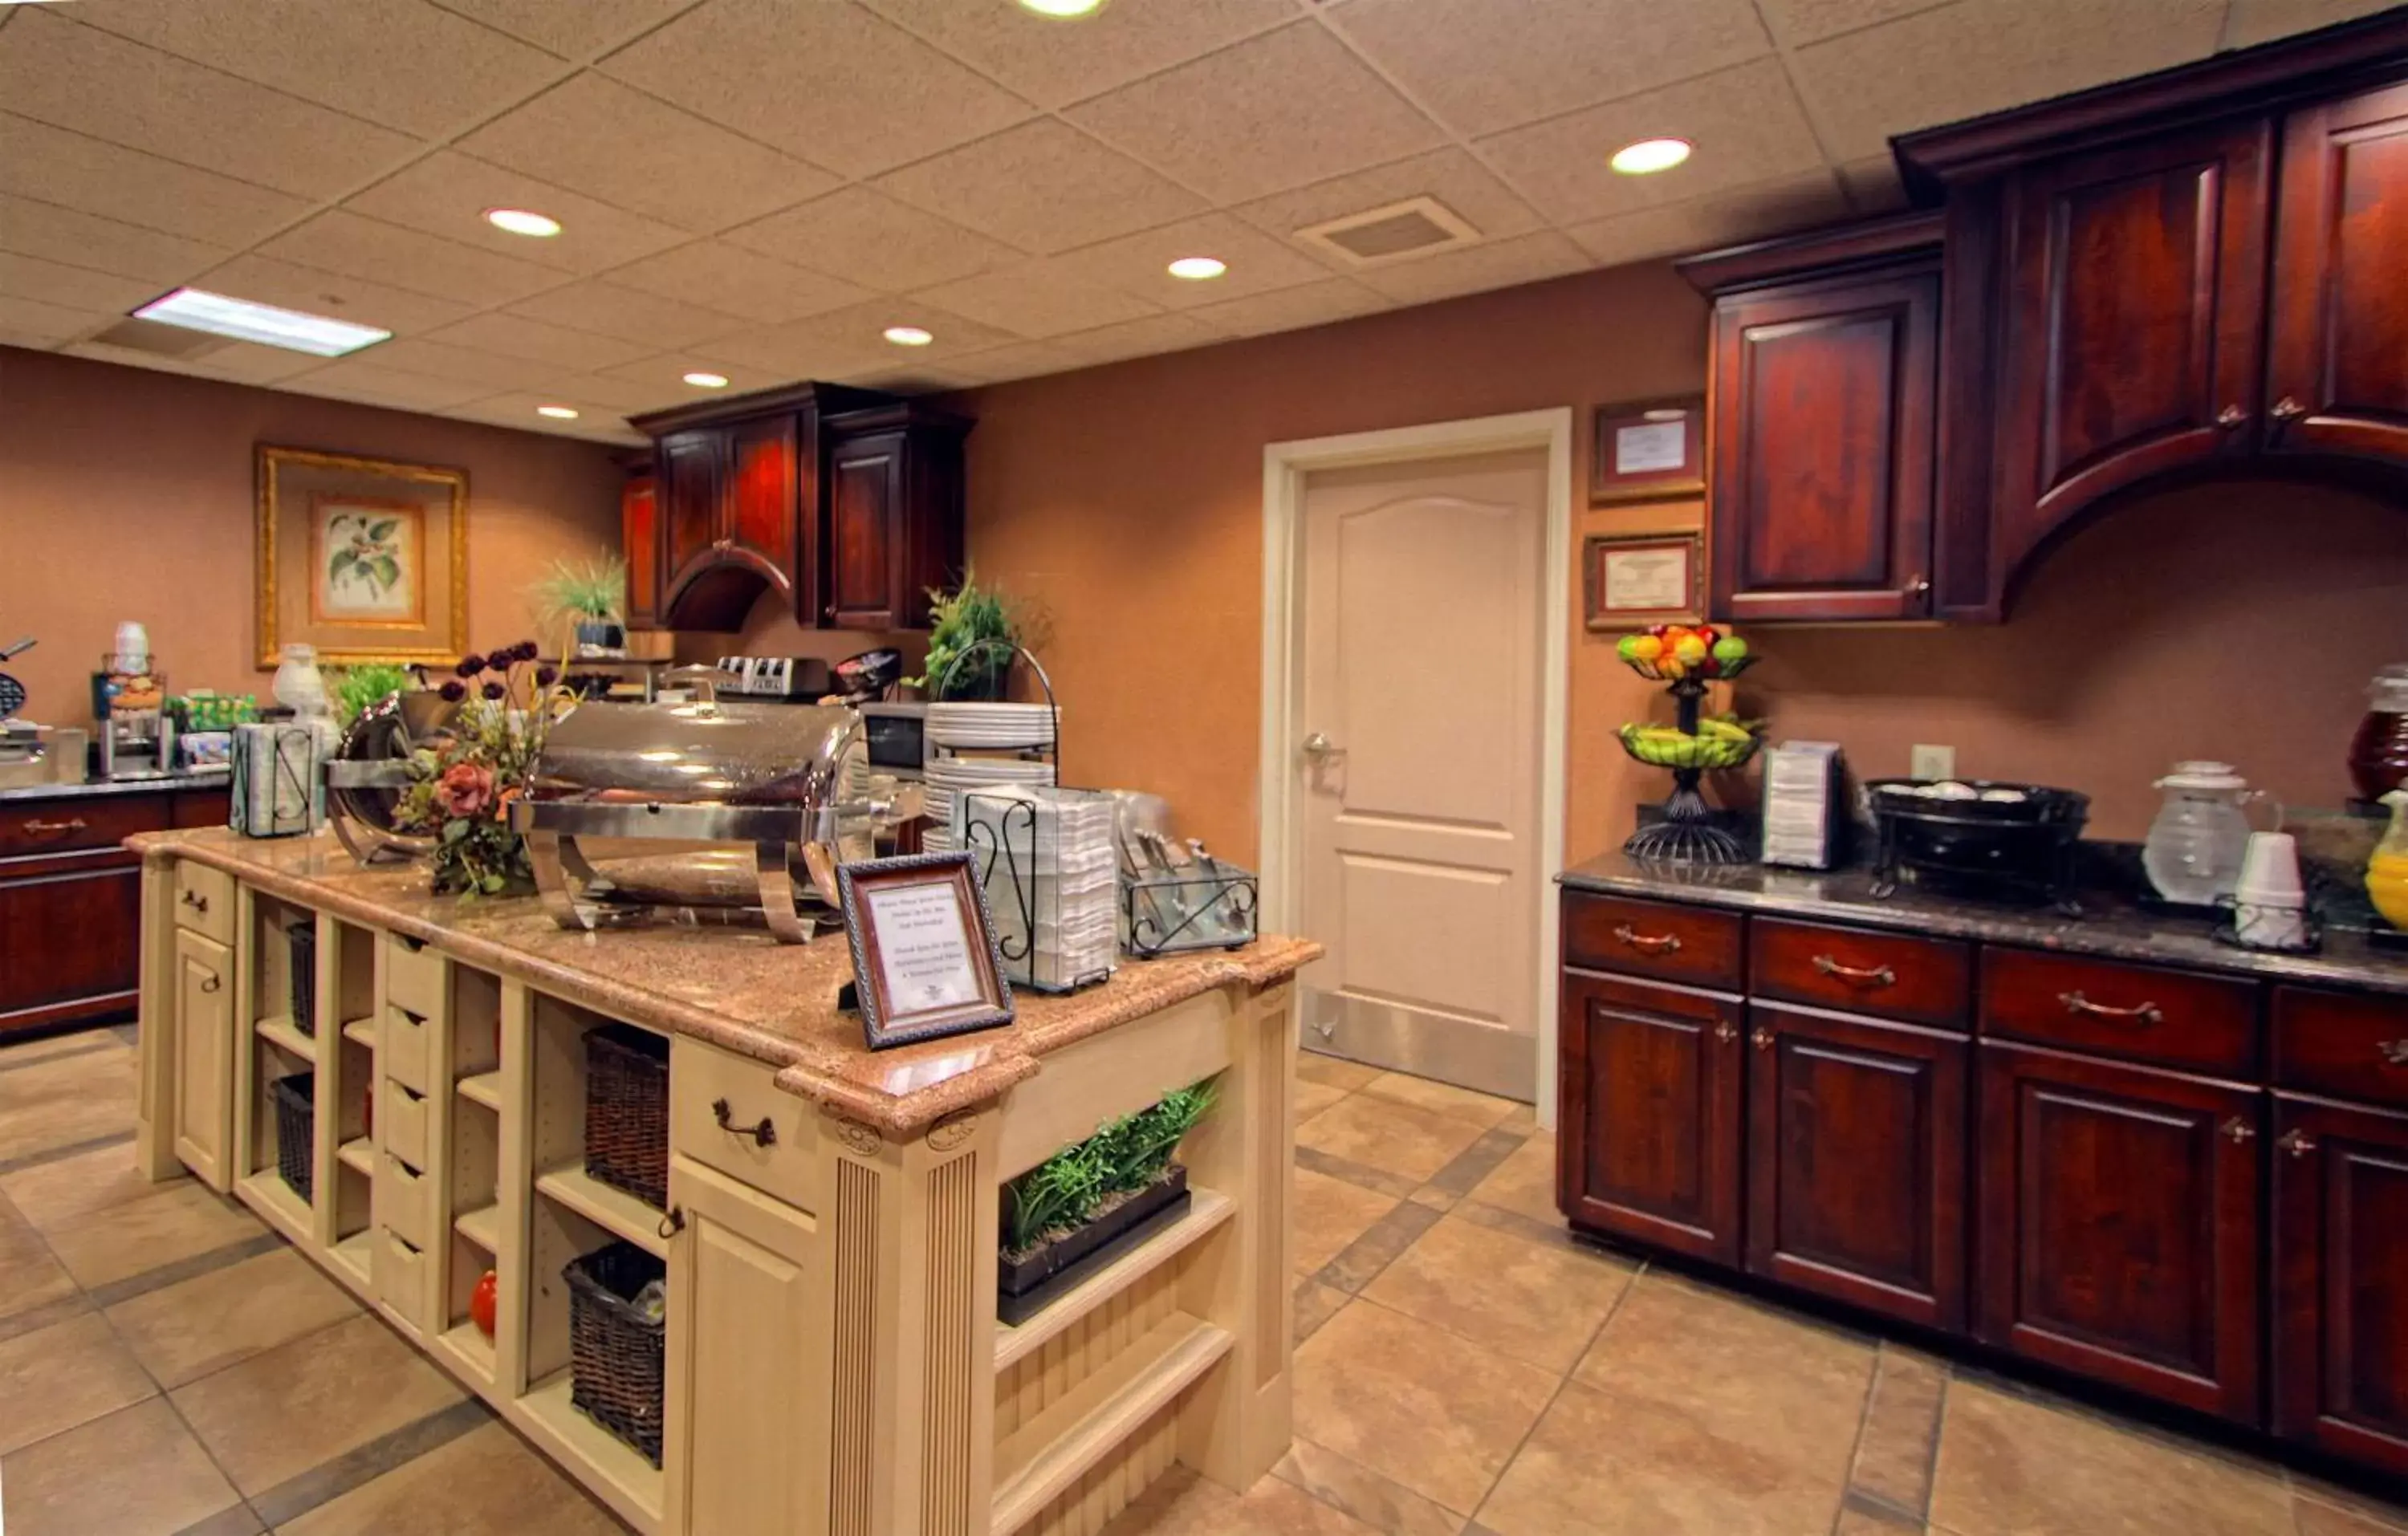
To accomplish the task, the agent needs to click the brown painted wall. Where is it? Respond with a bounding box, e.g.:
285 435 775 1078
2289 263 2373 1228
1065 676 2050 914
0 346 623 727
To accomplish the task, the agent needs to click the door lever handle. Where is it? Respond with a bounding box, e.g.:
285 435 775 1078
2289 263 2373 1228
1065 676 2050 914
1300 733 1340 760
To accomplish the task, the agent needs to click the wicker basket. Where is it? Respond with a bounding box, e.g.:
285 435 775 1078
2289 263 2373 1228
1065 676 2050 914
272 1071 314 1203
584 1026 669 1209
564 1241 666 1465
287 921 317 1038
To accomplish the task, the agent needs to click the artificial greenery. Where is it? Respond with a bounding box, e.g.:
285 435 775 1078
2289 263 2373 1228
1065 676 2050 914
329 663 413 729
530 556 628 626
1003 1078 1219 1257
908 567 1019 701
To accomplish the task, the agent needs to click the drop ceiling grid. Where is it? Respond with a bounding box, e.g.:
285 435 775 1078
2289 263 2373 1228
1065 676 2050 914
0 0 2386 442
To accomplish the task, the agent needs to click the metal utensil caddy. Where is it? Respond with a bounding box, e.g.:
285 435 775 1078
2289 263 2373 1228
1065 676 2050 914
1121 859 1259 958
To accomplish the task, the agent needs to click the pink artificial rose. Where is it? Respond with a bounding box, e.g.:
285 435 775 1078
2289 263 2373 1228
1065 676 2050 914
437 762 494 819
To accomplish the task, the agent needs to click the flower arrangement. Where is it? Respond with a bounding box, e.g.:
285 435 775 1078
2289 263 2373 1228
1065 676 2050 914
908 568 1021 701
393 641 565 897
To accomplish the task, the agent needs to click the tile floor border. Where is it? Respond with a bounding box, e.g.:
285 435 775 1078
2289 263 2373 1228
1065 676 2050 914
1313 1199 1442 1294
1295 1143 1422 1201
87 1231 289 1310
171 1501 268 1536
0 1126 137 1178
0 1037 121 1077
246 1396 498 1528
0 1288 94 1345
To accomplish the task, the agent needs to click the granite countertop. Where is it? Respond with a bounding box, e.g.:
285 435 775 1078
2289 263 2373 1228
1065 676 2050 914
0 767 231 803
1562 850 2408 998
134 827 1320 1134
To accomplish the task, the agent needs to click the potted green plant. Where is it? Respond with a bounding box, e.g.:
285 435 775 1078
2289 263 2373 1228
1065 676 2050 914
997 1078 1217 1324
327 662 414 730
531 556 628 659
909 569 1019 701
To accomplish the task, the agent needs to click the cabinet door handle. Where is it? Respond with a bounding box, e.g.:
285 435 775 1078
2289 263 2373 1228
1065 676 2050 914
181 888 209 913
1812 954 1895 989
2270 396 2307 421
1612 924 1682 955
1750 1026 1775 1051
713 1096 776 1147
2059 990 2161 1026
2378 1039 2408 1067
658 1205 687 1240
2220 1115 2255 1145
23 816 88 836
197 971 222 993
2276 1128 2317 1158
1905 574 1930 598
1714 1021 1738 1044
2215 404 2248 429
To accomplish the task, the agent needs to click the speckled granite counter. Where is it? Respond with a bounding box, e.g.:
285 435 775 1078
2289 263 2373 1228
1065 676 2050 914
132 825 1320 1133
1562 849 2408 997
0 767 230 802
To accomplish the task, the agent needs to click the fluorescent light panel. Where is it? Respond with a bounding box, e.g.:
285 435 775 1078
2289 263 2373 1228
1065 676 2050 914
132 288 390 356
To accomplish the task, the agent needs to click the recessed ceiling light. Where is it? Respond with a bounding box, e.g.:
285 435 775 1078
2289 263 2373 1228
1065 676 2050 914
1016 0 1103 16
131 288 390 356
484 207 562 238
1166 256 1227 281
882 325 934 347
1609 138 1692 175
682 371 730 388
537 404 580 419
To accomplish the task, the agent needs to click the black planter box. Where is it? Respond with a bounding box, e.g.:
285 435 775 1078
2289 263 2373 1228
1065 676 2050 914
998 1164 1191 1327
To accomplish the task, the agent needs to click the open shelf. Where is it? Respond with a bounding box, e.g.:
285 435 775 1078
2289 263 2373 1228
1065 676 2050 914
331 1228 374 1286
238 1168 314 1248
455 1202 501 1252
990 1313 1232 1536
255 1014 315 1061
337 1137 375 1177
535 1164 666 1260
457 1071 502 1111
995 1188 1233 1371
437 1321 497 1384
518 1368 664 1525
340 1016 377 1049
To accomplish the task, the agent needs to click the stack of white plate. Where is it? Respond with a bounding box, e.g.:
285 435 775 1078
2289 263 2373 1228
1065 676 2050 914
958 786 1117 991
922 755 1056 855
925 701 1056 751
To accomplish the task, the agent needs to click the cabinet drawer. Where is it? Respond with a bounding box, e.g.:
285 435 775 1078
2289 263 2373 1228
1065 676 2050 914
670 1037 820 1216
374 1229 425 1327
0 794 165 858
1981 949 2259 1077
2273 986 2408 1109
383 1081 429 1171
384 1005 431 1095
383 934 443 1020
1751 918 1970 1029
377 1152 433 1250
1563 892 1742 990
173 860 234 945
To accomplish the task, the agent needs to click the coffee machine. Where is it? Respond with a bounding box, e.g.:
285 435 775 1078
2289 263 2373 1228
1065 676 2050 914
93 656 175 781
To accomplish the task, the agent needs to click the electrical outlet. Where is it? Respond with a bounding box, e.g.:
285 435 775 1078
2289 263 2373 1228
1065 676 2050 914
1910 743 1956 782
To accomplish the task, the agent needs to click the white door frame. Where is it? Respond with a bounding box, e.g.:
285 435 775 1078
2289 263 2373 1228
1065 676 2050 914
1258 407 1574 1128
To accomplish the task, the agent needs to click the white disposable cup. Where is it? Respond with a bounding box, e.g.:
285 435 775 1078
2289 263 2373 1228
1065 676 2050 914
2235 832 2304 907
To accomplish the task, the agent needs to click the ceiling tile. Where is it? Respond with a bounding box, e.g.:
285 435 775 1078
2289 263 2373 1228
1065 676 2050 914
724 188 1023 294
913 258 1160 340
0 112 313 248
67 335 326 384
1065 22 1444 203
64 0 564 138
1751 0 1954 48
458 74 838 234
1329 0 1770 136
1564 169 1851 267
2222 0 2404 48
0 294 105 346
1476 59 1827 225
1231 147 1545 254
345 151 689 275
941 340 1079 387
193 253 477 335
597 0 1035 178
872 120 1206 255
0 193 230 285
421 311 653 371
426 0 701 59
828 360 982 395
1787 0 2226 163
506 278 754 348
603 242 872 325
596 354 786 403
860 0 1297 109
1042 311 1226 369
356 336 564 392
701 299 1017 378
258 210 570 307
282 357 495 411
543 365 698 412
1048 212 1333 311
1182 275 1390 338
1839 155 1910 215
1354 229 1588 304
445 391 641 441
0 251 160 314
0 9 421 197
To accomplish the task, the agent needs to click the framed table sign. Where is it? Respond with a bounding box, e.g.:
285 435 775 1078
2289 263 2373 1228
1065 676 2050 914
1591 396 1706 504
1584 532 1702 627
837 852 1017 1050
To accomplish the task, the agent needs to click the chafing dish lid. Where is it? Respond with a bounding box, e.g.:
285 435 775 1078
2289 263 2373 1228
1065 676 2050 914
532 700 861 807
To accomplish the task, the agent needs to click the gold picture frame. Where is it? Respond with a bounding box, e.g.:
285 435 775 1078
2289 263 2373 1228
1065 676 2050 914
257 445 468 667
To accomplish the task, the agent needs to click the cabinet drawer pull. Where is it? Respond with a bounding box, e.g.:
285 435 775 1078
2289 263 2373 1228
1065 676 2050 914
2270 395 2307 421
197 971 222 993
2058 990 2161 1026
23 816 87 836
1811 954 1895 989
658 1205 686 1240
1713 1021 1738 1044
712 1096 776 1147
2276 1128 2317 1158
1905 574 1931 598
2378 1039 2408 1067
1612 924 1682 955
1750 1025 1774 1051
2220 1116 2255 1145
181 888 209 913
2215 403 2247 429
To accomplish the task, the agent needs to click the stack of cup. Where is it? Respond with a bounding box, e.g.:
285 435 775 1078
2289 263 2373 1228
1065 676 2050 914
2233 832 2308 950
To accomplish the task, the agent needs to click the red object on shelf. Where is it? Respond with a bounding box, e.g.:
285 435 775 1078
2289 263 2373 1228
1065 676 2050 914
470 1270 498 1338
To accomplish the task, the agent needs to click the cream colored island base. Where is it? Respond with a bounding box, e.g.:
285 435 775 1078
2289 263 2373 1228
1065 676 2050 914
131 839 1301 1536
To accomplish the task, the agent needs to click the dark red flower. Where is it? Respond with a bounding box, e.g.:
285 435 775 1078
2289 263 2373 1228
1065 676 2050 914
480 680 506 701
535 665 559 687
457 654 485 678
438 679 467 701
513 640 542 663
486 648 516 672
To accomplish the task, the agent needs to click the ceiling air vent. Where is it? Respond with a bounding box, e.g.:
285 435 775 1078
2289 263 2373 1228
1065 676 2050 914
86 317 230 360
1296 196 1481 267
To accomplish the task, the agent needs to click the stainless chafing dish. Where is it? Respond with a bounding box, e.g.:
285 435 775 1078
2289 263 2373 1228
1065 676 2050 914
325 690 459 864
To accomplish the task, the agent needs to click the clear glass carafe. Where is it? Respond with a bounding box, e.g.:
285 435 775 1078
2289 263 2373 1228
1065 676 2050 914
2142 761 2260 905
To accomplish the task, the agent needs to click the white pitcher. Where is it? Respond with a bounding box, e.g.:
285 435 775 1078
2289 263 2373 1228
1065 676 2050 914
2142 761 2263 906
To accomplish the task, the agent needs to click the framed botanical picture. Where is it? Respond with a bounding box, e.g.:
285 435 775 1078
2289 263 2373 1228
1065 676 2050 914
1584 532 1702 628
837 851 1017 1050
257 445 466 666
1591 396 1706 504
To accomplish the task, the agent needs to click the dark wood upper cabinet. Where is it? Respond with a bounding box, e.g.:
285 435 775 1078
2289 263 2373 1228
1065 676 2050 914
820 405 970 634
725 413 802 595
2267 78 2408 465
1975 1041 2262 1422
827 433 901 631
1559 969 1743 1265
1745 1004 1967 1331
659 429 726 620
621 467 661 631
2273 1092 2408 1474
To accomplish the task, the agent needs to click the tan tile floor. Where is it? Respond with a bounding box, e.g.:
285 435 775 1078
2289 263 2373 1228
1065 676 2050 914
7 1025 2408 1535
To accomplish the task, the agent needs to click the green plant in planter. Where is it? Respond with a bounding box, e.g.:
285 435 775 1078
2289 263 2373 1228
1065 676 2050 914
530 556 628 656
328 662 413 729
909 568 1020 701
1003 1078 1219 1256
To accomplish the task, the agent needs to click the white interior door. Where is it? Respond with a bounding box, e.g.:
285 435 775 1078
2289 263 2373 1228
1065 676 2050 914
1295 449 1547 1101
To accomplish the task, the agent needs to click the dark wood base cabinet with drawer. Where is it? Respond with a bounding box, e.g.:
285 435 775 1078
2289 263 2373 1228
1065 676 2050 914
2274 1093 2408 1473
1560 970 1742 1264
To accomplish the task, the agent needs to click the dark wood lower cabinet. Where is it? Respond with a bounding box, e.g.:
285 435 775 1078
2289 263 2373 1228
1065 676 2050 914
1975 1041 2262 1422
1745 1004 1967 1330
1560 969 1742 1264
2274 1093 2408 1473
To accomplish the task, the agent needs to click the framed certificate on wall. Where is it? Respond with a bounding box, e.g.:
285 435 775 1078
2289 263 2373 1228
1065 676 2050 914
837 852 1016 1050
1590 396 1706 504
1584 533 1702 628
